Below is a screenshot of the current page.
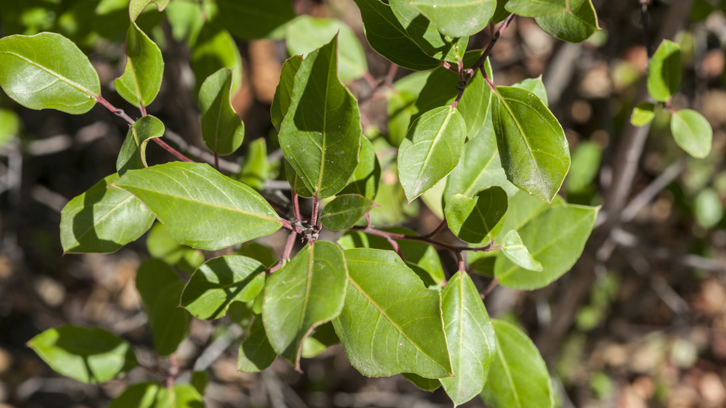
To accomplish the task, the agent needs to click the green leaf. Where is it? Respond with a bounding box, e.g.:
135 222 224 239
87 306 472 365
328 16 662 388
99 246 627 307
445 118 519 205
492 0 512 23
61 174 155 254
333 248 453 378
279 35 362 199
535 0 600 43
495 204 598 290
446 186 508 244
338 136 381 200
389 0 469 63
28 325 137 384
284 160 314 198
171 384 205 407
270 55 302 133
404 373 441 391
237 138 269 191
238 317 277 373
262 241 348 369
114 22 164 107
492 86 571 203
399 106 467 202
199 67 245 156
146 223 204 272
109 382 170 408
388 71 432 147
136 259 191 356
501 230 542 271
512 76 548 106
301 322 340 358
285 16 368 83
410 0 496 38
0 33 100 114
191 22 242 96
566 141 602 193
694 188 724 228
181 256 267 320
216 0 296 40
129 0 169 21
505 0 566 17
353 0 441 71
630 102 656 127
238 242 278 269
647 40 681 102
495 191 564 245
440 272 496 405
670 109 713 159
0 109 20 148
191 371 208 395
481 320 554 408
112 162 282 251
320 194 377 231
117 115 165 175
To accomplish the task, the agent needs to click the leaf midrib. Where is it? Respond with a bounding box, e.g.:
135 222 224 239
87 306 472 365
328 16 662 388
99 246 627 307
1 51 97 97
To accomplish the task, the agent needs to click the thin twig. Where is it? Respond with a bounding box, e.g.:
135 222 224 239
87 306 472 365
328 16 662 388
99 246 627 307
310 194 320 232
385 63 399 86
214 152 220 171
641 0 653 59
292 189 301 221
140 105 148 117
620 158 688 223
153 137 193 162
387 236 406 262
481 279 499 298
282 231 297 261
362 71 377 89
426 220 448 239
350 226 495 253
455 250 465 272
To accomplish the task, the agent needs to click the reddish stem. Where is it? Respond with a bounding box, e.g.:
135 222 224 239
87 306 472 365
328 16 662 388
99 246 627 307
362 71 377 89
214 151 220 171
282 231 297 261
388 237 406 262
292 189 301 221
481 279 499 298
153 138 193 162
96 95 135 125
351 226 496 253
310 194 320 230
385 63 399 86
426 220 448 239
140 105 148 117
455 250 466 273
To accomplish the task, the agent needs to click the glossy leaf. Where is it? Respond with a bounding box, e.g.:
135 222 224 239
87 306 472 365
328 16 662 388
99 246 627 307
117 115 165 175
535 0 600 43
270 55 302 132
320 194 377 231
217 0 296 40
146 223 204 272
670 109 713 159
440 272 496 405
495 204 598 290
354 0 441 71
263 241 348 368
238 138 269 191
0 33 100 114
399 106 467 202
182 256 267 320
631 102 656 127
481 320 554 408
199 67 245 156
129 0 169 21
512 76 548 106
28 325 137 384
279 35 362 198
404 373 442 391
389 0 468 63
285 16 368 83
505 0 566 17
492 86 570 203
191 22 242 96
112 162 282 251
61 174 155 254
114 22 164 107
410 0 496 38
238 318 277 373
333 248 453 378
446 187 508 244
647 40 681 102
500 230 542 271
136 259 190 356
338 136 381 200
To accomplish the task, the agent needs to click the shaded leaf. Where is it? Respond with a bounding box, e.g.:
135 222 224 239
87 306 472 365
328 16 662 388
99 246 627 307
117 115 165 175
301 322 340 358
0 109 20 148
388 71 432 147
191 22 242 96
284 160 314 198
237 138 269 191
109 382 169 408
566 141 602 193
694 188 724 228
129 0 169 21
670 109 713 158
631 102 656 127
199 67 245 156
410 0 496 38
404 373 441 391
445 186 508 244
217 0 296 40
320 194 376 231
237 241 277 268
171 384 205 407
270 55 302 132
494 191 565 245
238 317 277 373
114 22 164 107
535 0 600 43
500 230 542 271
146 223 204 272
505 0 566 17
338 136 381 199
647 40 681 102
191 371 208 395
492 0 512 23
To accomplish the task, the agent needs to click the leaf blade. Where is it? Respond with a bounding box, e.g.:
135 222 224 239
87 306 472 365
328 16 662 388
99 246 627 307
199 67 245 156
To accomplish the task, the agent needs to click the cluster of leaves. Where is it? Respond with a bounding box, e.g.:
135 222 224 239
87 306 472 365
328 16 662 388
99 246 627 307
3 0 710 407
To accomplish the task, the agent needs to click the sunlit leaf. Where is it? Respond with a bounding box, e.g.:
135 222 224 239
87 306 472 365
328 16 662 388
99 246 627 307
445 187 508 244
271 55 302 132
117 115 165 175
630 102 656 127
647 40 681 102
114 22 164 107
199 67 245 156
410 0 496 38
500 230 542 271
320 194 377 231
535 0 600 43
670 109 712 159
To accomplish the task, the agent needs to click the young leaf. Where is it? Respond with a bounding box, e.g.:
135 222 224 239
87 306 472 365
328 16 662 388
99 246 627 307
136 259 191 356
481 320 554 408
191 22 242 96
279 35 362 199
112 162 282 251
389 0 469 63
0 33 100 114
181 256 267 320
535 0 600 43
28 325 137 384
216 0 296 40
199 67 245 156
338 136 381 200
320 194 377 231
398 106 467 202
647 40 681 102
237 138 269 191
114 22 164 107
238 317 277 373
410 0 496 38
631 102 656 127
262 241 348 369
117 115 165 175
492 86 571 203
129 0 169 21
512 76 548 106
61 174 155 254
270 55 303 132
285 16 368 83
333 248 453 378
404 373 442 391
109 382 170 408
500 230 543 272
505 0 567 17
440 272 496 405
353 0 441 71
670 109 713 158
445 186 508 244
495 204 598 290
